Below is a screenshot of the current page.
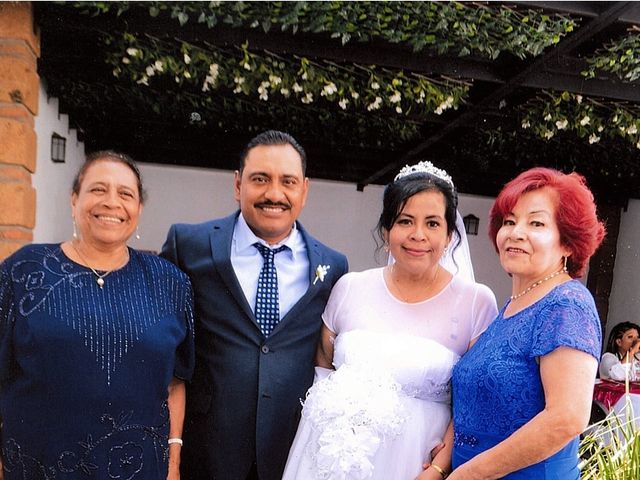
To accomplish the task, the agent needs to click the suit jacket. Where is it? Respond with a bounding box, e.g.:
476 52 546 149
160 212 348 480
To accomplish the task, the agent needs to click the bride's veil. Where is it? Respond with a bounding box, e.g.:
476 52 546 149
387 210 475 282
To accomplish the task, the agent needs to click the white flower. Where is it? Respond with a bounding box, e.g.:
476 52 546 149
371 81 380 90
280 88 290 97
597 126 604 132
613 115 619 123
589 134 600 144
202 75 217 92
174 76 180 83
389 91 401 103
313 265 331 285
301 92 314 104
366 96 382 111
338 98 349 110
122 57 131 65
154 60 164 72
126 48 139 57
183 53 191 65
145 65 155 77
521 120 530 129
233 85 243 94
321 82 338 97
268 74 282 86
136 76 149 86
576 95 583 104
434 96 454 115
619 126 627 134
544 113 552 121
243 62 252 71
395 106 402 114
292 82 303 93
544 130 555 139
183 71 191 79
234 76 245 85
301 71 308 80
209 63 219 80
580 116 590 126
258 81 270 101
555 119 568 130
351 91 360 100
627 124 638 135
499 99 507 109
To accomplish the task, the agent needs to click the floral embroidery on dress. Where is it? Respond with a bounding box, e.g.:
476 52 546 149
2 404 169 480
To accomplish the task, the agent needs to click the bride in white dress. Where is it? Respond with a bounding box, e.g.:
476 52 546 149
282 162 498 480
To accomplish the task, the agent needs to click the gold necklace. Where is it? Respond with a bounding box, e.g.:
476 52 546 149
510 266 568 301
71 242 129 289
390 264 440 302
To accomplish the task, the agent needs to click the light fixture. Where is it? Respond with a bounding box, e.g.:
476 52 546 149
463 214 479 236
51 133 66 163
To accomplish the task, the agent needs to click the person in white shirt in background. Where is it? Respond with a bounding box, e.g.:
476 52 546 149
600 321 640 381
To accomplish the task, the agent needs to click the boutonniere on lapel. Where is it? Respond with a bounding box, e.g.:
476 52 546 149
313 264 331 285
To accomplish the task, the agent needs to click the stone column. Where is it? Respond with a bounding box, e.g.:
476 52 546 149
0 2 39 259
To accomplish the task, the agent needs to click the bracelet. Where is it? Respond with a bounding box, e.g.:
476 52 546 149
168 438 183 446
430 463 448 479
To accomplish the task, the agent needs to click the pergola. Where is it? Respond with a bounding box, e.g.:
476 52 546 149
31 1 640 323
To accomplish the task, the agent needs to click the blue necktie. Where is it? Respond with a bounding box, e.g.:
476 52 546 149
254 243 288 336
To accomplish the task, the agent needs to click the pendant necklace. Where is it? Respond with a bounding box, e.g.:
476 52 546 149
510 266 568 301
71 242 129 289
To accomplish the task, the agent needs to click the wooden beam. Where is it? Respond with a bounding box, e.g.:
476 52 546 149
357 1 636 188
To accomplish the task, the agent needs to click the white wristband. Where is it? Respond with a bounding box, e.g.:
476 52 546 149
168 438 183 446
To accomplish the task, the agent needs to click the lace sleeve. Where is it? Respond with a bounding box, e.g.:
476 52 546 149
530 287 602 360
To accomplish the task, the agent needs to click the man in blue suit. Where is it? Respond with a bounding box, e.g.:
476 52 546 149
161 130 348 480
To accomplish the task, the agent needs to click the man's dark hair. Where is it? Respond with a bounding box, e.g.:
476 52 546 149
239 130 307 175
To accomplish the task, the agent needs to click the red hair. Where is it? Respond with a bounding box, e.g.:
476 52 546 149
488 167 605 278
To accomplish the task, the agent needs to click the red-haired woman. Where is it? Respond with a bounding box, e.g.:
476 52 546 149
449 167 605 479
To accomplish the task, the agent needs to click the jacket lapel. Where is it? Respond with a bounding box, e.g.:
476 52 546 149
274 223 324 331
209 212 257 325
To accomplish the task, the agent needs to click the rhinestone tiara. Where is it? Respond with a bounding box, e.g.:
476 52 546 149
394 160 454 188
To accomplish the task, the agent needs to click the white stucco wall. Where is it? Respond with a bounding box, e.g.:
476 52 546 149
35 89 639 326
606 198 640 341
33 84 86 243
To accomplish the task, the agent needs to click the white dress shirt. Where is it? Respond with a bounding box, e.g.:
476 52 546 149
231 213 310 320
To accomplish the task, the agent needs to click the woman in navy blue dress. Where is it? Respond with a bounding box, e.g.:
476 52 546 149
450 168 605 479
0 151 194 480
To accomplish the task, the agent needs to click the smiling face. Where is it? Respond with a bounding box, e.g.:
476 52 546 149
496 187 571 286
71 159 142 248
385 189 450 275
234 144 309 245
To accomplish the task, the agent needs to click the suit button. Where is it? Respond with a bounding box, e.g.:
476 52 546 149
261 345 270 354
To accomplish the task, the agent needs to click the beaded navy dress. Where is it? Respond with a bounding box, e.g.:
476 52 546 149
452 281 601 479
0 244 195 480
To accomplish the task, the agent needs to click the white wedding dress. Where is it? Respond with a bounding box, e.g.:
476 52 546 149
282 268 497 480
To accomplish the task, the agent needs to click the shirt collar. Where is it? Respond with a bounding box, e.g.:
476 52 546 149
234 213 304 260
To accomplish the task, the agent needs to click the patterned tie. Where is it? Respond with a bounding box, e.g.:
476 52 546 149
254 243 288 336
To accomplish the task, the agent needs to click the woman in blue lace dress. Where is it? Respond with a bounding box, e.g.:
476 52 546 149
0 151 194 480
450 167 605 479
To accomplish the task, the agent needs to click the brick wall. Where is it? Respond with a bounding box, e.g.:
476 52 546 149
0 2 39 259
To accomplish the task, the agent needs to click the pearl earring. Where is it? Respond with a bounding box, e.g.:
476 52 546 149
73 219 78 239
135 227 141 240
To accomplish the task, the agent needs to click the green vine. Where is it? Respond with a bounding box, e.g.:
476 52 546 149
520 91 640 149
107 32 469 121
583 29 640 83
75 1 577 59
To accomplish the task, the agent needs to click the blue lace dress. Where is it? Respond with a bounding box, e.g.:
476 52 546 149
452 280 601 479
0 244 195 480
